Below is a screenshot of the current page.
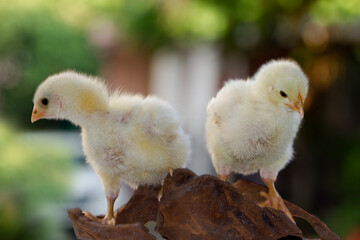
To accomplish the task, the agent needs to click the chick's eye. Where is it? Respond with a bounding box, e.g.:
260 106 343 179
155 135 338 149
280 91 287 98
41 98 48 106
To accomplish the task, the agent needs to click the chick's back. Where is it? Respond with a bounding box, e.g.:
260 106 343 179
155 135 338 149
84 94 190 188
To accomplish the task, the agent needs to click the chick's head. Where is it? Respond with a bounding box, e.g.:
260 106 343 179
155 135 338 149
31 70 109 124
253 59 308 118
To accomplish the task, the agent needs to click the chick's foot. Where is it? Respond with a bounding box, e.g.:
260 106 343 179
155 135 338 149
258 176 295 223
258 191 294 223
83 211 117 225
217 168 230 182
82 193 118 225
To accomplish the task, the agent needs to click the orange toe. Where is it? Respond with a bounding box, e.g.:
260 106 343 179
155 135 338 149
258 192 295 223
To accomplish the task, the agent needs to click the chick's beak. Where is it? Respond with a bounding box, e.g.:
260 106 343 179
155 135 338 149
31 106 44 123
286 93 304 118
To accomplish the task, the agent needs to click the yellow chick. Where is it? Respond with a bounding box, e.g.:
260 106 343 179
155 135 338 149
206 59 308 222
31 71 190 225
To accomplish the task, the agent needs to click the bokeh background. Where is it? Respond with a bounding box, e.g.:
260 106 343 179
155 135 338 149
0 0 359 239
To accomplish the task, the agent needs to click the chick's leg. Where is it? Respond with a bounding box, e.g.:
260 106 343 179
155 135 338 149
83 192 119 225
258 174 295 223
211 151 230 182
104 193 118 224
83 174 120 225
217 167 230 182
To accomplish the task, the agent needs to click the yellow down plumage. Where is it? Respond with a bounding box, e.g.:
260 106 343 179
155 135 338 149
31 70 190 224
206 59 309 222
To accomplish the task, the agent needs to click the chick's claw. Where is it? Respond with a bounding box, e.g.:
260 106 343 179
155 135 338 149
82 211 116 225
82 211 98 222
258 191 295 223
168 168 174 177
158 185 164 202
217 173 229 182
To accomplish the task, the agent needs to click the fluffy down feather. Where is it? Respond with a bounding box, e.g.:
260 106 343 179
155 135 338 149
32 70 190 224
206 59 308 222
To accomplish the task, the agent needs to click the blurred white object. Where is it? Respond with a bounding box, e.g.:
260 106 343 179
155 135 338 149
21 131 133 214
150 44 220 175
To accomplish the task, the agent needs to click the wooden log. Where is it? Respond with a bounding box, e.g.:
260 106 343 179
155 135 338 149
68 168 339 240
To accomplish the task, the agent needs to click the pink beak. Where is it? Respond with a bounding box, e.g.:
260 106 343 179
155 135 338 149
31 106 44 123
286 93 304 118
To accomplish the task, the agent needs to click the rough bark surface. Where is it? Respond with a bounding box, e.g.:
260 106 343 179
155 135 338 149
232 180 339 240
67 208 156 240
115 184 161 225
68 168 339 240
67 185 160 240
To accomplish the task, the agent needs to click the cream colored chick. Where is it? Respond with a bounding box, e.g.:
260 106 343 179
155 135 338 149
206 59 308 222
31 71 190 225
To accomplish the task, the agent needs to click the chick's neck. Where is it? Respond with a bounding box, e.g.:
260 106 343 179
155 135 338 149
59 102 109 128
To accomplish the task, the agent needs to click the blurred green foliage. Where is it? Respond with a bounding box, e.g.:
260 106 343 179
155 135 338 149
326 140 360 237
311 0 360 24
0 0 359 238
0 6 98 128
0 120 72 240
0 0 359 129
112 0 360 47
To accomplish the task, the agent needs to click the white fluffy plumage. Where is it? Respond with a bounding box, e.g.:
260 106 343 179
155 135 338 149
206 59 308 221
31 70 190 224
